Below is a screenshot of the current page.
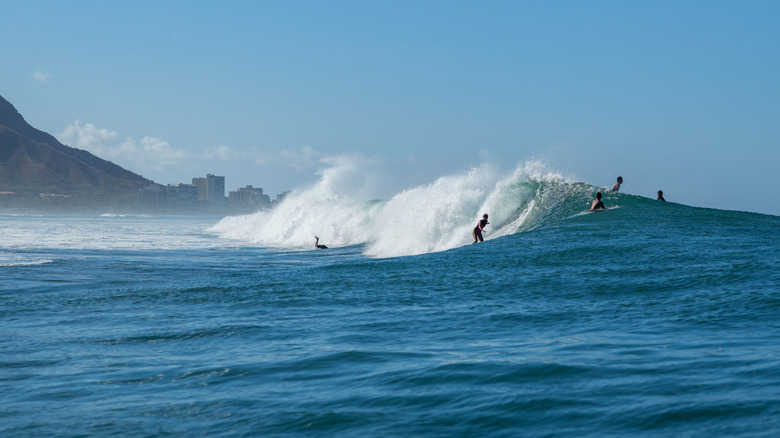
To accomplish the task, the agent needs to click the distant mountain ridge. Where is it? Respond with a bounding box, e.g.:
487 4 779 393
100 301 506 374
0 95 156 211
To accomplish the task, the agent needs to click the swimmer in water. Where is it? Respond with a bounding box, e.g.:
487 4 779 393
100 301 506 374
472 213 489 244
314 236 328 249
590 192 605 211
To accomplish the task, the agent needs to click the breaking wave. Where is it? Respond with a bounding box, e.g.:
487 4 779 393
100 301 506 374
211 159 601 258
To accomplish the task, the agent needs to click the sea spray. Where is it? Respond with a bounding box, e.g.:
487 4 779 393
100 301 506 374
211 155 384 248
364 163 500 257
212 159 601 257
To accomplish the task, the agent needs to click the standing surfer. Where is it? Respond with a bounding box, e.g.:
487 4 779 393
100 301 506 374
472 213 489 244
590 192 605 211
611 176 623 192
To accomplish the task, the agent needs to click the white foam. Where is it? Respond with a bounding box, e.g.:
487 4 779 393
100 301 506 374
212 154 383 248
212 158 579 258
0 257 54 267
0 215 223 251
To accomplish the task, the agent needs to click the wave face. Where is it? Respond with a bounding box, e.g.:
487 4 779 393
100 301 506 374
212 160 600 257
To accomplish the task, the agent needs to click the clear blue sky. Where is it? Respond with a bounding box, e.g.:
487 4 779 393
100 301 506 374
2 1 779 215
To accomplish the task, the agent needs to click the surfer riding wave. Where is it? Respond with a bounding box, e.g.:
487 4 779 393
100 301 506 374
472 213 489 244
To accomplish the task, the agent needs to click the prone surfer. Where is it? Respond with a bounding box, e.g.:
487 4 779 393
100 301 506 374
590 192 605 211
315 236 328 249
472 213 489 244
611 176 623 192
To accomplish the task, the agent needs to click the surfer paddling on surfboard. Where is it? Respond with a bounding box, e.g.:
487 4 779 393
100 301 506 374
590 192 605 211
314 236 328 249
472 213 489 244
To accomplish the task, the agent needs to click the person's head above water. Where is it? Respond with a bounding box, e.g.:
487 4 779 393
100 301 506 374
596 192 602 199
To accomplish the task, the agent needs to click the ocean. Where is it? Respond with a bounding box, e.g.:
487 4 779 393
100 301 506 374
2 163 780 437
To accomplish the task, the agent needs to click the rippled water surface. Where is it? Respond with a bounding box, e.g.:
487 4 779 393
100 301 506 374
2 206 779 437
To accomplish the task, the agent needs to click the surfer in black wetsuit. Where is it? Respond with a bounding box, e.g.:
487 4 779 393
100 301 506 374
472 213 489 244
590 192 605 211
657 190 666 201
315 236 328 249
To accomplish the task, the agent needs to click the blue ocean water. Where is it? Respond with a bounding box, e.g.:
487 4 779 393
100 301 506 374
2 166 780 437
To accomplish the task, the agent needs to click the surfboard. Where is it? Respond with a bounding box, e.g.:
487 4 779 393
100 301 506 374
569 206 618 219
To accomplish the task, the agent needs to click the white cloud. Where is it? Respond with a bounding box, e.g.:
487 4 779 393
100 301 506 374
254 145 321 171
31 71 53 83
55 120 375 189
121 136 188 171
56 120 190 172
280 145 320 171
57 120 118 156
57 120 332 176
202 145 236 162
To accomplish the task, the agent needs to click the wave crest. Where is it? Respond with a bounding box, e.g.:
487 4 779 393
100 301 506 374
211 159 596 258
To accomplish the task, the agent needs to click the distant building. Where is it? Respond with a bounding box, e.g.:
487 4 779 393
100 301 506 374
137 185 165 212
228 185 271 213
166 183 199 212
192 174 225 212
136 176 289 215
271 190 291 209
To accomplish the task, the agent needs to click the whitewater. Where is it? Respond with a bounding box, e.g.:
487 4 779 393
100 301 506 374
212 160 599 258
